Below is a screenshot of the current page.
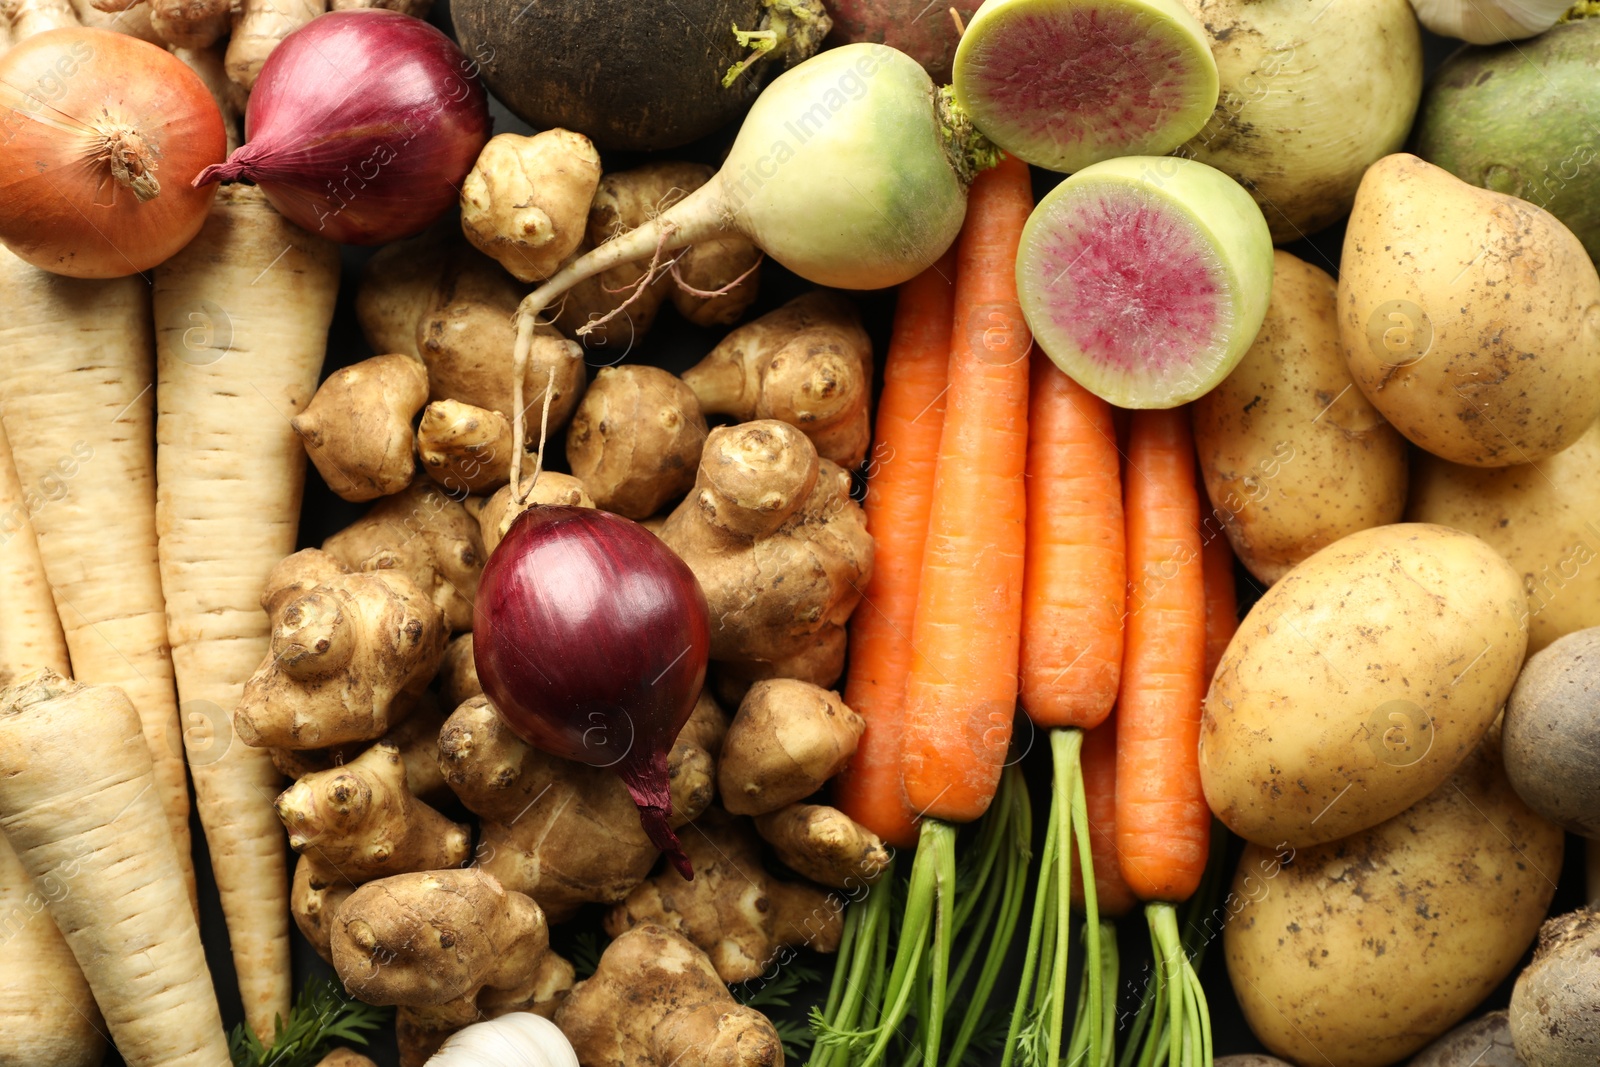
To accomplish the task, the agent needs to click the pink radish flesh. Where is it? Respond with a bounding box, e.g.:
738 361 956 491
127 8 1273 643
1035 194 1224 374
958 5 1211 166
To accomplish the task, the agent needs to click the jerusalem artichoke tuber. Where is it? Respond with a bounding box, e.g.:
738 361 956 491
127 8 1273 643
476 472 593 555
754 803 889 890
293 354 431 503
439 633 482 709
668 234 764 328
564 365 706 520
460 130 602 283
224 0 324 90
416 399 515 496
719 679 865 816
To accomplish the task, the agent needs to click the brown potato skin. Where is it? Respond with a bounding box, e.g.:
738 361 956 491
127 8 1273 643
1339 154 1600 467
1406 419 1600 655
1224 731 1561 1067
1195 251 1407 585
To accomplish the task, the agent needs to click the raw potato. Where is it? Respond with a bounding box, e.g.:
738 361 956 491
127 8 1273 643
1193 251 1408 584
1509 908 1600 1067
719 678 864 816
1408 1011 1522 1067
1502 627 1600 836
331 868 575 1067
477 472 593 555
1339 154 1600 466
416 399 514 497
293 354 431 502
236 549 448 750
753 803 889 890
682 290 875 468
1176 0 1423 240
660 420 873 688
460 130 602 283
564 365 706 519
1406 419 1600 654
1201 523 1528 848
554 924 786 1067
604 808 844 982
1224 730 1562 1067
323 480 485 632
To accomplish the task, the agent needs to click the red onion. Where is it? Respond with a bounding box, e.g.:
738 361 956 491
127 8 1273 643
473 506 710 879
193 10 489 244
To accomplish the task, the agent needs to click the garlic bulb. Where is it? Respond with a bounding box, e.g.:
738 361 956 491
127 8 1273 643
425 1014 579 1067
1408 0 1571 43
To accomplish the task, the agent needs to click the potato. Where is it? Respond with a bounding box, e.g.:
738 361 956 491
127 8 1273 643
1194 251 1408 585
1407 419 1600 655
1200 522 1527 848
1408 1011 1523 1067
1339 154 1600 467
1503 627 1600 836
1224 731 1562 1067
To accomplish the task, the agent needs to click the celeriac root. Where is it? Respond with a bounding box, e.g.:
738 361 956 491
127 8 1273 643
0 672 231 1067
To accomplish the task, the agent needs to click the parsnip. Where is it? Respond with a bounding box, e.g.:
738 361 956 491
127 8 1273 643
153 183 340 1040
0 428 103 1067
225 0 325 91
0 247 194 900
0 672 230 1067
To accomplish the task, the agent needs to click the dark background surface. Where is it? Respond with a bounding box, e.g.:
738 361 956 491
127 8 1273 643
141 10 1596 1066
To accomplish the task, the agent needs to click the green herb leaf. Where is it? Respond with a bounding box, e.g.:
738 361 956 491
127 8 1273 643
568 929 604 981
732 962 823 1009
228 976 388 1067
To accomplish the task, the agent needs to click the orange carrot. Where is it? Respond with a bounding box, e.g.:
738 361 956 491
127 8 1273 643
1019 358 1125 729
1116 408 1209 904
836 250 956 851
1072 713 1138 918
900 154 1033 825
1202 527 1239 685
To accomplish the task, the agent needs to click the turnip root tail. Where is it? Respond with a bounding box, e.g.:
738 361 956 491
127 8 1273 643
509 180 727 499
0 671 232 1067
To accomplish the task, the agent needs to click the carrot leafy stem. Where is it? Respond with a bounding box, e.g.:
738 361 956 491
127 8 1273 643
227 975 387 1067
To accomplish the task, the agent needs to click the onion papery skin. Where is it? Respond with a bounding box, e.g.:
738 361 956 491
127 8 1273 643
195 10 490 245
0 28 225 278
474 505 711 878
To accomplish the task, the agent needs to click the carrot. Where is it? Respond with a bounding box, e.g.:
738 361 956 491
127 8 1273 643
152 183 340 1039
1201 526 1238 685
1117 407 1212 1067
835 250 956 851
1005 359 1125 1067
0 427 105 1067
1072 714 1138 919
0 671 231 1067
900 153 1034 824
0 247 195 900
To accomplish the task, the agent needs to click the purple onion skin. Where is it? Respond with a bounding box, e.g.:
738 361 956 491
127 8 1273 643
474 506 710 879
193 10 490 245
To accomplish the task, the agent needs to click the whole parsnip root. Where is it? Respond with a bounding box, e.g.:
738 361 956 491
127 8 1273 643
719 679 864 815
461 130 601 283
605 808 844 983
555 924 786 1067
293 354 431 502
660 420 873 688
477 472 593 555
0 247 193 901
1 0 75 40
416 399 515 496
754 803 889 890
236 549 447 750
323 481 484 632
225 0 325 90
277 741 471 883
171 45 243 151
564 365 706 519
154 182 340 1039
331 868 575 1067
0 673 231 1067
149 0 228 47
439 692 724 921
682 291 874 468
0 426 102 1067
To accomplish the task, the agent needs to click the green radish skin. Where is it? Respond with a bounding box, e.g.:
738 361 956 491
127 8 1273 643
1015 156 1273 408
1416 17 1600 262
953 0 1218 174
508 44 977 484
